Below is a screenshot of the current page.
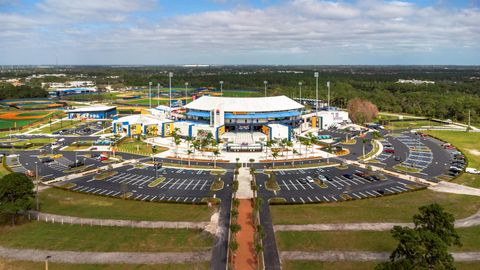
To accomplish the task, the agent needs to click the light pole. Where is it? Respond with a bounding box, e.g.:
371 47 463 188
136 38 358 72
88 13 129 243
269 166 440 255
220 81 224 95
298 82 302 104
314 72 319 115
185 82 189 106
157 83 160 107
35 162 39 211
45 255 51 270
169 72 173 117
327 81 331 109
148 82 152 109
263 81 268 97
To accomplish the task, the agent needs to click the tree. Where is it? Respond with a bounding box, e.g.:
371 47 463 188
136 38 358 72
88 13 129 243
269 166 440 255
347 98 379 124
376 204 461 270
0 173 35 225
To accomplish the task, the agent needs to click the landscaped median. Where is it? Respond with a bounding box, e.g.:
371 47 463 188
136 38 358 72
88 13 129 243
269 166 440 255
148 176 166 188
94 171 118 180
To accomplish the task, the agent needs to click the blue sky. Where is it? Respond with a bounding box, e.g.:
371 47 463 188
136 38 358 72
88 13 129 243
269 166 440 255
0 0 479 65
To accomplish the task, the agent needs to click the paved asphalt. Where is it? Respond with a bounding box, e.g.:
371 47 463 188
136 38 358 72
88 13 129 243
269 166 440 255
7 130 457 269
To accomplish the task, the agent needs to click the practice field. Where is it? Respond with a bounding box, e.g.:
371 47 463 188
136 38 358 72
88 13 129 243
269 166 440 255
0 222 213 252
385 120 442 130
276 226 480 252
40 188 214 221
221 90 262 97
270 190 480 224
424 130 480 188
0 110 57 129
0 260 209 270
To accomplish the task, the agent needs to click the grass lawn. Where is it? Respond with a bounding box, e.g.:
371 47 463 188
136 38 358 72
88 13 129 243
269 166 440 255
423 130 480 188
33 119 78 134
0 259 209 270
276 226 480 252
282 261 480 270
271 190 480 224
0 119 38 129
385 120 442 130
40 188 214 221
116 138 168 155
283 261 377 270
0 222 213 252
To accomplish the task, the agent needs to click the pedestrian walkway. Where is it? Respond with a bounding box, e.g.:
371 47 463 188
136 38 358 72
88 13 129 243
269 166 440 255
28 211 209 230
235 199 256 270
0 246 210 264
236 167 254 199
280 251 480 262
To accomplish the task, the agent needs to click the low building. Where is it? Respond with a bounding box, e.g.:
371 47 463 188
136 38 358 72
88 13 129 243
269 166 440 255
113 114 173 137
66 106 117 120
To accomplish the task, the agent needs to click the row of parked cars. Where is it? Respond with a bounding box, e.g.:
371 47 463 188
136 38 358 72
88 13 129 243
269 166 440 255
442 143 467 176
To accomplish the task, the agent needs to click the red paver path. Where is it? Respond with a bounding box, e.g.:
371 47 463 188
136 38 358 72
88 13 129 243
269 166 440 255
234 199 256 270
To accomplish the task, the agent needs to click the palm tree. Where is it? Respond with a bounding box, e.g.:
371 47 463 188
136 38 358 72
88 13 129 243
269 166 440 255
187 149 193 166
272 151 279 168
174 137 181 158
286 140 293 161
212 149 220 168
362 138 369 158
292 149 298 166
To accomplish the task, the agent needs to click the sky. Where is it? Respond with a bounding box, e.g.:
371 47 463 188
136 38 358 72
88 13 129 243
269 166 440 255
1 0 479 65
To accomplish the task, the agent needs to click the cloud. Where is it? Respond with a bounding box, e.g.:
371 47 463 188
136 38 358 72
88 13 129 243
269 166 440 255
0 0 479 64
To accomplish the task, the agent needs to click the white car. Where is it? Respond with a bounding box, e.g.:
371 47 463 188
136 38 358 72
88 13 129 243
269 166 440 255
466 168 480 174
306 176 314 183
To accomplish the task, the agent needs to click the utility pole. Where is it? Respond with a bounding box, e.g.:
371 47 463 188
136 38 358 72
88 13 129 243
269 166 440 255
314 72 319 115
220 81 224 95
148 82 152 109
263 81 267 97
468 109 471 131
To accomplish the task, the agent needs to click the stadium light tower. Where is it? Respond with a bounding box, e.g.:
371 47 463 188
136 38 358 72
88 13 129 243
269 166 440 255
314 72 319 115
298 81 302 104
220 81 224 95
148 82 152 109
157 83 160 107
169 72 173 115
185 82 189 106
264 81 268 97
327 81 331 109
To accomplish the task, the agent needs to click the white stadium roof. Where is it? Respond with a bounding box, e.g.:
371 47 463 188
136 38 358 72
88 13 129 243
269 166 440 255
66 106 116 113
113 114 170 126
185 95 303 112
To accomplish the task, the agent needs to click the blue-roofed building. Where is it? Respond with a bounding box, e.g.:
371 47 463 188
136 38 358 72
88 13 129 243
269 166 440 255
184 95 303 132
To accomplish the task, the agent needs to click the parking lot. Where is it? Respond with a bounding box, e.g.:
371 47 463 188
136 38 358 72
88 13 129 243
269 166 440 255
257 166 423 203
63 166 230 203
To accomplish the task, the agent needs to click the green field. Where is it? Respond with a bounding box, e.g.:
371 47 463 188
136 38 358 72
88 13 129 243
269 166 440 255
277 226 480 252
16 111 51 117
0 260 209 270
271 190 480 224
385 120 442 129
40 188 214 221
424 130 480 188
283 261 480 270
33 119 78 134
0 222 213 252
116 137 168 155
0 119 38 129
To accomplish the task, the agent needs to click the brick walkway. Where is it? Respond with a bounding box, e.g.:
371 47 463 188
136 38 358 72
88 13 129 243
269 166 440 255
234 199 256 270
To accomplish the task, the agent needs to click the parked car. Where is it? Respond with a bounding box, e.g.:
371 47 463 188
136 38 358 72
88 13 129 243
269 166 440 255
384 149 395 154
318 175 328 182
306 176 314 183
466 168 480 174
41 157 54 163
342 173 353 179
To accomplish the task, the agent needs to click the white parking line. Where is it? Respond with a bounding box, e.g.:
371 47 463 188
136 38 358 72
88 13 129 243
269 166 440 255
282 180 290 191
160 178 174 188
106 190 115 196
307 196 313 202
315 196 321 201
323 196 329 201
365 191 376 197
299 197 305 203
143 195 150 201
385 188 396 193
352 193 362 199
289 180 298 190
358 192 368 197
192 180 201 190
291 197 295 202
330 196 337 201
200 180 208 190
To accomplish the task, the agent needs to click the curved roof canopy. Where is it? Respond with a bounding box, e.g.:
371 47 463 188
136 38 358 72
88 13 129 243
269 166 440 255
185 95 303 113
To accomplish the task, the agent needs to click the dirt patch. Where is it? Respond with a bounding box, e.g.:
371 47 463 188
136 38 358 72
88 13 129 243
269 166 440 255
468 149 480 156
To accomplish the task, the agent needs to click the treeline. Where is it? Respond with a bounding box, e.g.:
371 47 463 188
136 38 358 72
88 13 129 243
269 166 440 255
0 84 48 100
